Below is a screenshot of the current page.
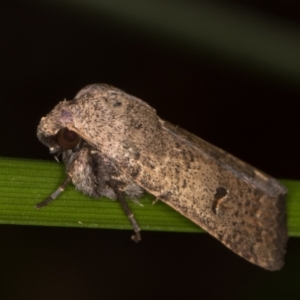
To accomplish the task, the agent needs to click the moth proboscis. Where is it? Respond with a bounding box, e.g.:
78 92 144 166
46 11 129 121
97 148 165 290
37 84 287 270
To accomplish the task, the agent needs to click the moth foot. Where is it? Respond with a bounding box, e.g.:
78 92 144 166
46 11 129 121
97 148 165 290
131 232 141 243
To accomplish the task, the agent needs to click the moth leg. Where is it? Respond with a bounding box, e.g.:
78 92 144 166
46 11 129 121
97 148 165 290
152 197 160 205
110 182 141 242
35 175 72 209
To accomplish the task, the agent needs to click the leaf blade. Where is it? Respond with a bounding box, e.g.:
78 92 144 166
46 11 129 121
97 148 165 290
0 157 298 236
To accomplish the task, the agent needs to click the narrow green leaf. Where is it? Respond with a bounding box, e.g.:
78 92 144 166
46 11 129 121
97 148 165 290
0 157 299 236
33 0 300 86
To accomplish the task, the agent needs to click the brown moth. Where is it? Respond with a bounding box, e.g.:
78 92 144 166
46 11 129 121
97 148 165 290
37 84 287 271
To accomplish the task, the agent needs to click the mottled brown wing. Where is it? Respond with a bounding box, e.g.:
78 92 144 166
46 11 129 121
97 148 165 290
115 117 287 271
70 84 287 270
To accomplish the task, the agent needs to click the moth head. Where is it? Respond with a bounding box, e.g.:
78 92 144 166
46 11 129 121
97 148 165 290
37 100 81 154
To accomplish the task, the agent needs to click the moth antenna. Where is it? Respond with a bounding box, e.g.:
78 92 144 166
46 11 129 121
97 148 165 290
35 175 72 209
112 185 141 242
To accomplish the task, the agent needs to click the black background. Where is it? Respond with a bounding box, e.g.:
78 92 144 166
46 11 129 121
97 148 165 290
1 1 300 299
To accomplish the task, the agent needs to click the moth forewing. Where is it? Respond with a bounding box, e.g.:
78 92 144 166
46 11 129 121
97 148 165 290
118 119 287 270
37 84 287 271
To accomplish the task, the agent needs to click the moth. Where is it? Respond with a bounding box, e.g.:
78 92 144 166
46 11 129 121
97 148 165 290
37 84 287 270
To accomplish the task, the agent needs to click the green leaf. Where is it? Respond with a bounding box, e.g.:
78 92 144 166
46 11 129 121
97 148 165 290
0 157 299 236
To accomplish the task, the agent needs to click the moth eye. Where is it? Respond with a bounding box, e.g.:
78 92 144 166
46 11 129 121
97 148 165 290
56 127 80 149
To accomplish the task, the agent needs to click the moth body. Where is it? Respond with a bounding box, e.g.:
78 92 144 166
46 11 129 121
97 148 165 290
37 84 287 270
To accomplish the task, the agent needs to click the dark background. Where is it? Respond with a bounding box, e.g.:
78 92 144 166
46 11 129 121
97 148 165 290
1 1 300 299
